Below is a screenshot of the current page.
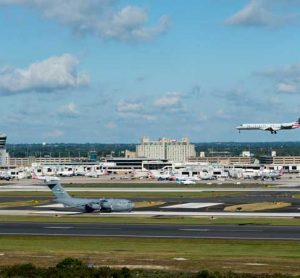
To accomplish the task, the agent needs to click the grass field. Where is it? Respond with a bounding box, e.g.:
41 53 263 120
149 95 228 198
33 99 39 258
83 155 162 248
0 200 49 208
0 236 299 274
293 193 300 199
224 202 291 212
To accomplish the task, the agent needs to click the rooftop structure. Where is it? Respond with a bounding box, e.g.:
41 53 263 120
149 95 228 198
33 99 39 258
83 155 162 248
0 132 8 166
0 133 7 149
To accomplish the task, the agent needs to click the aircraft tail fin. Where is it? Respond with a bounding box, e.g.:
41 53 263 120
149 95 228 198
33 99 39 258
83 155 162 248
298 118 300 124
47 180 71 200
279 168 285 175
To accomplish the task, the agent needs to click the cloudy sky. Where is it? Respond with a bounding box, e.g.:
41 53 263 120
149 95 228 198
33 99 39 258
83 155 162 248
1 0 300 143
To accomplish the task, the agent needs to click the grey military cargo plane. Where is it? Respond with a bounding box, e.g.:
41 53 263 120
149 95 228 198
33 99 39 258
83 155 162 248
34 175 134 213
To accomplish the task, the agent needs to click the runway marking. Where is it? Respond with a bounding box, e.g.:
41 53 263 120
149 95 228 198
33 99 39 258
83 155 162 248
162 203 223 209
180 228 264 232
33 211 81 215
36 204 65 208
245 263 268 266
44 226 73 229
179 228 210 232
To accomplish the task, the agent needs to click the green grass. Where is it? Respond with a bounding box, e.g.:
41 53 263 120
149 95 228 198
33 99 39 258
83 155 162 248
0 200 49 208
1 215 300 226
0 236 300 274
0 236 298 258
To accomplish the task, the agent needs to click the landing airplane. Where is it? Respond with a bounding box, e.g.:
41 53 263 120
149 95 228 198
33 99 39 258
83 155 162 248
33 175 134 213
236 118 300 134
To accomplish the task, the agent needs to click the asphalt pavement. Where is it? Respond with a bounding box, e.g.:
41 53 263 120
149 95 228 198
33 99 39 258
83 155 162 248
0 222 300 240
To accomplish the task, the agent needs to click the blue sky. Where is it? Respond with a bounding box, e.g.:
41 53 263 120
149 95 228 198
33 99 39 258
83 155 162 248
1 0 300 143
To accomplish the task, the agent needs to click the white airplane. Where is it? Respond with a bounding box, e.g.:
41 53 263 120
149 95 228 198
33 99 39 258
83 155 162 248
32 173 60 182
261 168 284 181
236 118 300 134
198 171 215 180
131 169 150 179
148 170 172 180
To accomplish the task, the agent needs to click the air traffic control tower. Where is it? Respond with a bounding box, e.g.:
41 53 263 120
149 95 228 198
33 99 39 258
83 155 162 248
0 133 8 166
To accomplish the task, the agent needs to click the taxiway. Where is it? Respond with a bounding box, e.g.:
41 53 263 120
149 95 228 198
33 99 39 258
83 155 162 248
0 222 300 240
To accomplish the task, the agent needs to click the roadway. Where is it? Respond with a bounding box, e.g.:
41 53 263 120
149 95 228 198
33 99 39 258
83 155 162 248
2 185 300 192
1 222 300 240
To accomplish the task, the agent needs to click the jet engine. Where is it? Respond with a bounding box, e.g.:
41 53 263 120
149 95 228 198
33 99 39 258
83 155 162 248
84 202 101 212
100 200 113 212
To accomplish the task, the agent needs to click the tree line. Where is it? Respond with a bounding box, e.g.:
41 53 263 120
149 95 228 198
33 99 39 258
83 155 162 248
6 142 300 158
0 257 296 278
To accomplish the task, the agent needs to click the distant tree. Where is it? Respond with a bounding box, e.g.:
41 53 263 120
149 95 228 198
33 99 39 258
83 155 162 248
56 257 84 269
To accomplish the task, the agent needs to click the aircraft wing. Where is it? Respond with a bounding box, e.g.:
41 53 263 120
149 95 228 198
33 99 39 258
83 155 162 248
262 126 280 132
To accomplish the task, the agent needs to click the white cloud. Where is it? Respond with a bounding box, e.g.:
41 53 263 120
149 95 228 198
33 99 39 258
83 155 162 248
117 100 143 113
215 110 234 120
142 114 156 121
259 62 300 94
0 0 170 42
226 0 273 26
116 99 156 121
277 82 297 93
225 0 299 27
105 121 117 129
154 92 182 108
260 63 300 80
58 102 79 117
0 54 89 94
45 129 64 138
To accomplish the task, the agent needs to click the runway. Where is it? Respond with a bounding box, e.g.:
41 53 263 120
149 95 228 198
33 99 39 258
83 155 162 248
1 222 300 240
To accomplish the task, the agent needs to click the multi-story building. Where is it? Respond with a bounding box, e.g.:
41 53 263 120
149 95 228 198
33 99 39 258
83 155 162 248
0 133 9 166
136 137 196 162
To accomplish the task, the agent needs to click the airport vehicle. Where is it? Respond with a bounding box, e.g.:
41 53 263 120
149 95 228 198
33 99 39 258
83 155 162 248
33 176 134 213
0 171 11 181
84 171 100 178
178 179 196 185
236 118 300 134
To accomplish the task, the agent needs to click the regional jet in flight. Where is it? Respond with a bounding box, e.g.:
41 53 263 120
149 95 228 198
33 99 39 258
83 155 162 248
33 175 134 213
236 118 300 134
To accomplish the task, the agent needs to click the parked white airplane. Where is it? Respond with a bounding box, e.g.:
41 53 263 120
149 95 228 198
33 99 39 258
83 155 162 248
261 168 284 181
236 118 300 134
148 170 172 180
131 169 150 179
